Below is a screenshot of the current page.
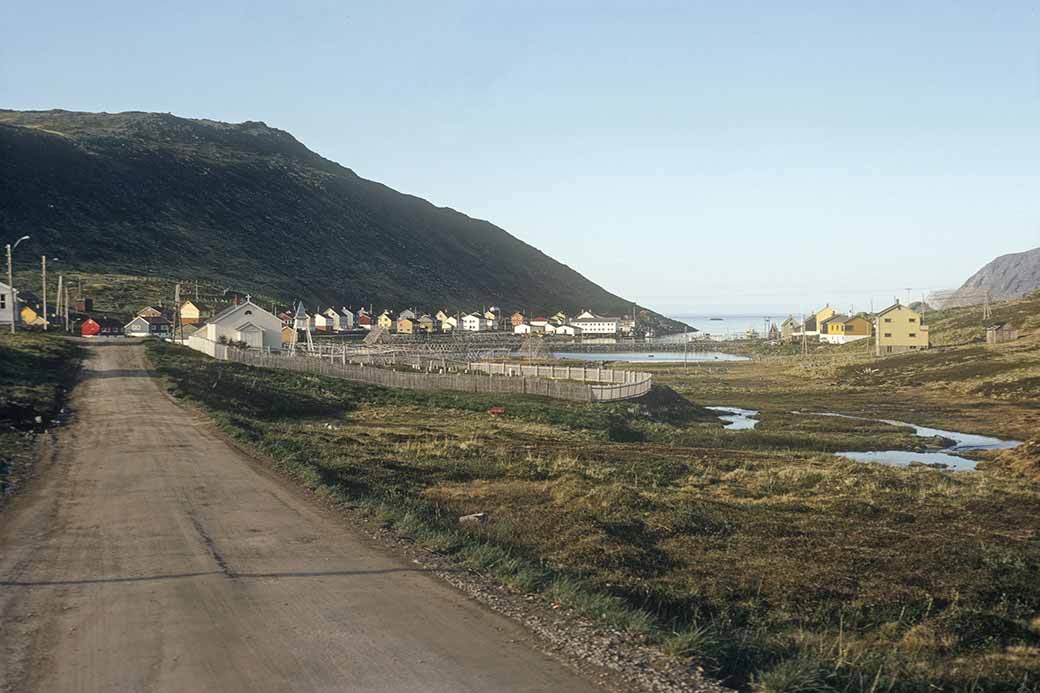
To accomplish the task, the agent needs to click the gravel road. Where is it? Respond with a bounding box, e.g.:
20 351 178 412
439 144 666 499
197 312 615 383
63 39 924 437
0 341 599 692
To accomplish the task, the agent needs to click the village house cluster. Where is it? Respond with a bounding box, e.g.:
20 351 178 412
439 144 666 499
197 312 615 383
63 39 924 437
778 301 931 355
276 304 638 338
0 281 642 347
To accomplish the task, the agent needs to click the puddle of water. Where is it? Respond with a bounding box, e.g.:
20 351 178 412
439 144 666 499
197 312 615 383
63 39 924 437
837 450 980 472
707 406 759 430
793 411 1022 471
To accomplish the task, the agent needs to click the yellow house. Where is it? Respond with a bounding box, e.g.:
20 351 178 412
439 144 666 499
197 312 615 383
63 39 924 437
822 314 872 344
179 300 211 325
377 312 394 330
417 315 436 333
396 317 415 334
875 303 929 355
20 305 46 326
280 325 295 347
435 310 450 323
814 305 837 329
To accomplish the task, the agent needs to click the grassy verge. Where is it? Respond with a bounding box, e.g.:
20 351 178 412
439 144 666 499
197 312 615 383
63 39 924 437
0 331 82 497
147 341 1040 692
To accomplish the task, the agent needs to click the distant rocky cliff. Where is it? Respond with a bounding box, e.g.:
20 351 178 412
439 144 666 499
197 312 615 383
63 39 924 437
948 247 1040 304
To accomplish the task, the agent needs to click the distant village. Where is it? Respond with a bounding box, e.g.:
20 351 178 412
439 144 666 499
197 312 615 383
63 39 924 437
776 302 934 355
4 277 1019 356
0 279 641 347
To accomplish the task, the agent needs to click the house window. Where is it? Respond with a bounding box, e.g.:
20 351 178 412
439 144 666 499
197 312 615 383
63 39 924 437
0 293 5 309
884 333 892 338
908 318 916 322
245 310 253 316
909 333 916 338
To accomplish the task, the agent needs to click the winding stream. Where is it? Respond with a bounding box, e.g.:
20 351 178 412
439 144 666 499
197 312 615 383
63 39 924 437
710 408 1021 470
706 406 759 430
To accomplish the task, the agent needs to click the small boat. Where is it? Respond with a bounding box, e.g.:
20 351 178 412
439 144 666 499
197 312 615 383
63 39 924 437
710 317 724 321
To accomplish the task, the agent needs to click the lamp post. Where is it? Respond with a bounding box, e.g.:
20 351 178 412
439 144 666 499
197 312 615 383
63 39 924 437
5 235 30 334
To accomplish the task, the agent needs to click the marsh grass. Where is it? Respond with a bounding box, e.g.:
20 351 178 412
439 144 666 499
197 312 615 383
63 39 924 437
0 332 82 497
148 342 1040 691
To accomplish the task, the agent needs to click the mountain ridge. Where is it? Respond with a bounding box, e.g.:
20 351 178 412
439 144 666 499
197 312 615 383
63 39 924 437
0 109 677 329
949 246 1040 305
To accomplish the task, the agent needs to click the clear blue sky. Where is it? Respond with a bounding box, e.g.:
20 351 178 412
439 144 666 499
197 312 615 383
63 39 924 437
2 1 1038 314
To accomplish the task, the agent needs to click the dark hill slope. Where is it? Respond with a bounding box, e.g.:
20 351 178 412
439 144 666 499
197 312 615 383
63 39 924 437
0 109 672 325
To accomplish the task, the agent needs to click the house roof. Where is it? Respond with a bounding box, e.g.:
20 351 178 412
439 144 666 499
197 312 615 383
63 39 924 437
210 300 273 326
181 300 210 311
820 314 849 327
987 322 1010 330
572 315 619 323
876 302 914 317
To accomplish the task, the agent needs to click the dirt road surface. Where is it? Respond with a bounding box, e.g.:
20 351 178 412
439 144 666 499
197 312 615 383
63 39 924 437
0 341 600 692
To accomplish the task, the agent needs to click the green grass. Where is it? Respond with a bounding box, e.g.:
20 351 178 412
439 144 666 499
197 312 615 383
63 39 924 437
147 340 1040 691
0 331 82 496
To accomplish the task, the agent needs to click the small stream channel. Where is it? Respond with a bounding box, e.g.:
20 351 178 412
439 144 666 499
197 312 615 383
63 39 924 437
709 408 1021 471
706 406 760 430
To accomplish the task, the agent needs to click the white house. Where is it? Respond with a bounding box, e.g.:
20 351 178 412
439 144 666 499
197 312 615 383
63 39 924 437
203 299 283 350
322 307 342 331
555 324 583 336
312 310 334 332
461 313 483 332
0 281 19 328
513 323 532 334
398 308 417 321
340 307 355 330
441 316 458 332
572 314 619 335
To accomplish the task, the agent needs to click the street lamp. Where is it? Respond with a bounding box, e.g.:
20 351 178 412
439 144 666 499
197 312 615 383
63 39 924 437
5 235 30 334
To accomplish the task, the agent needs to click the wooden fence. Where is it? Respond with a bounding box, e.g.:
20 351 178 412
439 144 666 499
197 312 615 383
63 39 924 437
205 344 651 402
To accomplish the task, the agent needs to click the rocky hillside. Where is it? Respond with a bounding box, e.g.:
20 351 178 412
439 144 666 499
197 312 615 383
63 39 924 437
948 246 1040 304
0 109 680 330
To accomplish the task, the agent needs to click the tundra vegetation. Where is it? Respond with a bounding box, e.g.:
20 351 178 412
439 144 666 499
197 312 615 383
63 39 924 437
0 332 81 499
147 313 1040 692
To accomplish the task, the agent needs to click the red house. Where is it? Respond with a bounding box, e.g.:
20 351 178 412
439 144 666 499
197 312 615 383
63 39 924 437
80 318 101 336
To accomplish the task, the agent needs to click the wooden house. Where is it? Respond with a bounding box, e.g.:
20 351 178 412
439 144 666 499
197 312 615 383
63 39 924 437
124 315 172 338
875 303 929 355
396 316 415 334
986 323 1018 344
179 300 212 325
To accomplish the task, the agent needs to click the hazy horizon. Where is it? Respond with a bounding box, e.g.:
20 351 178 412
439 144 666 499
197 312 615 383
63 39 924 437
3 2 1038 315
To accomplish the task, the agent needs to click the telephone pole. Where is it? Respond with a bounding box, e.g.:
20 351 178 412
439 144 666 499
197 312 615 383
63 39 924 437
174 283 182 342
41 255 47 331
64 284 70 332
56 274 63 330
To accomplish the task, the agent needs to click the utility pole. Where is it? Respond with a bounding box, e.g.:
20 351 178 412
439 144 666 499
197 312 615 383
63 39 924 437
41 255 47 330
5 236 30 334
5 244 12 332
64 285 70 332
174 283 182 342
683 325 688 372
56 275 63 330
801 312 808 358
